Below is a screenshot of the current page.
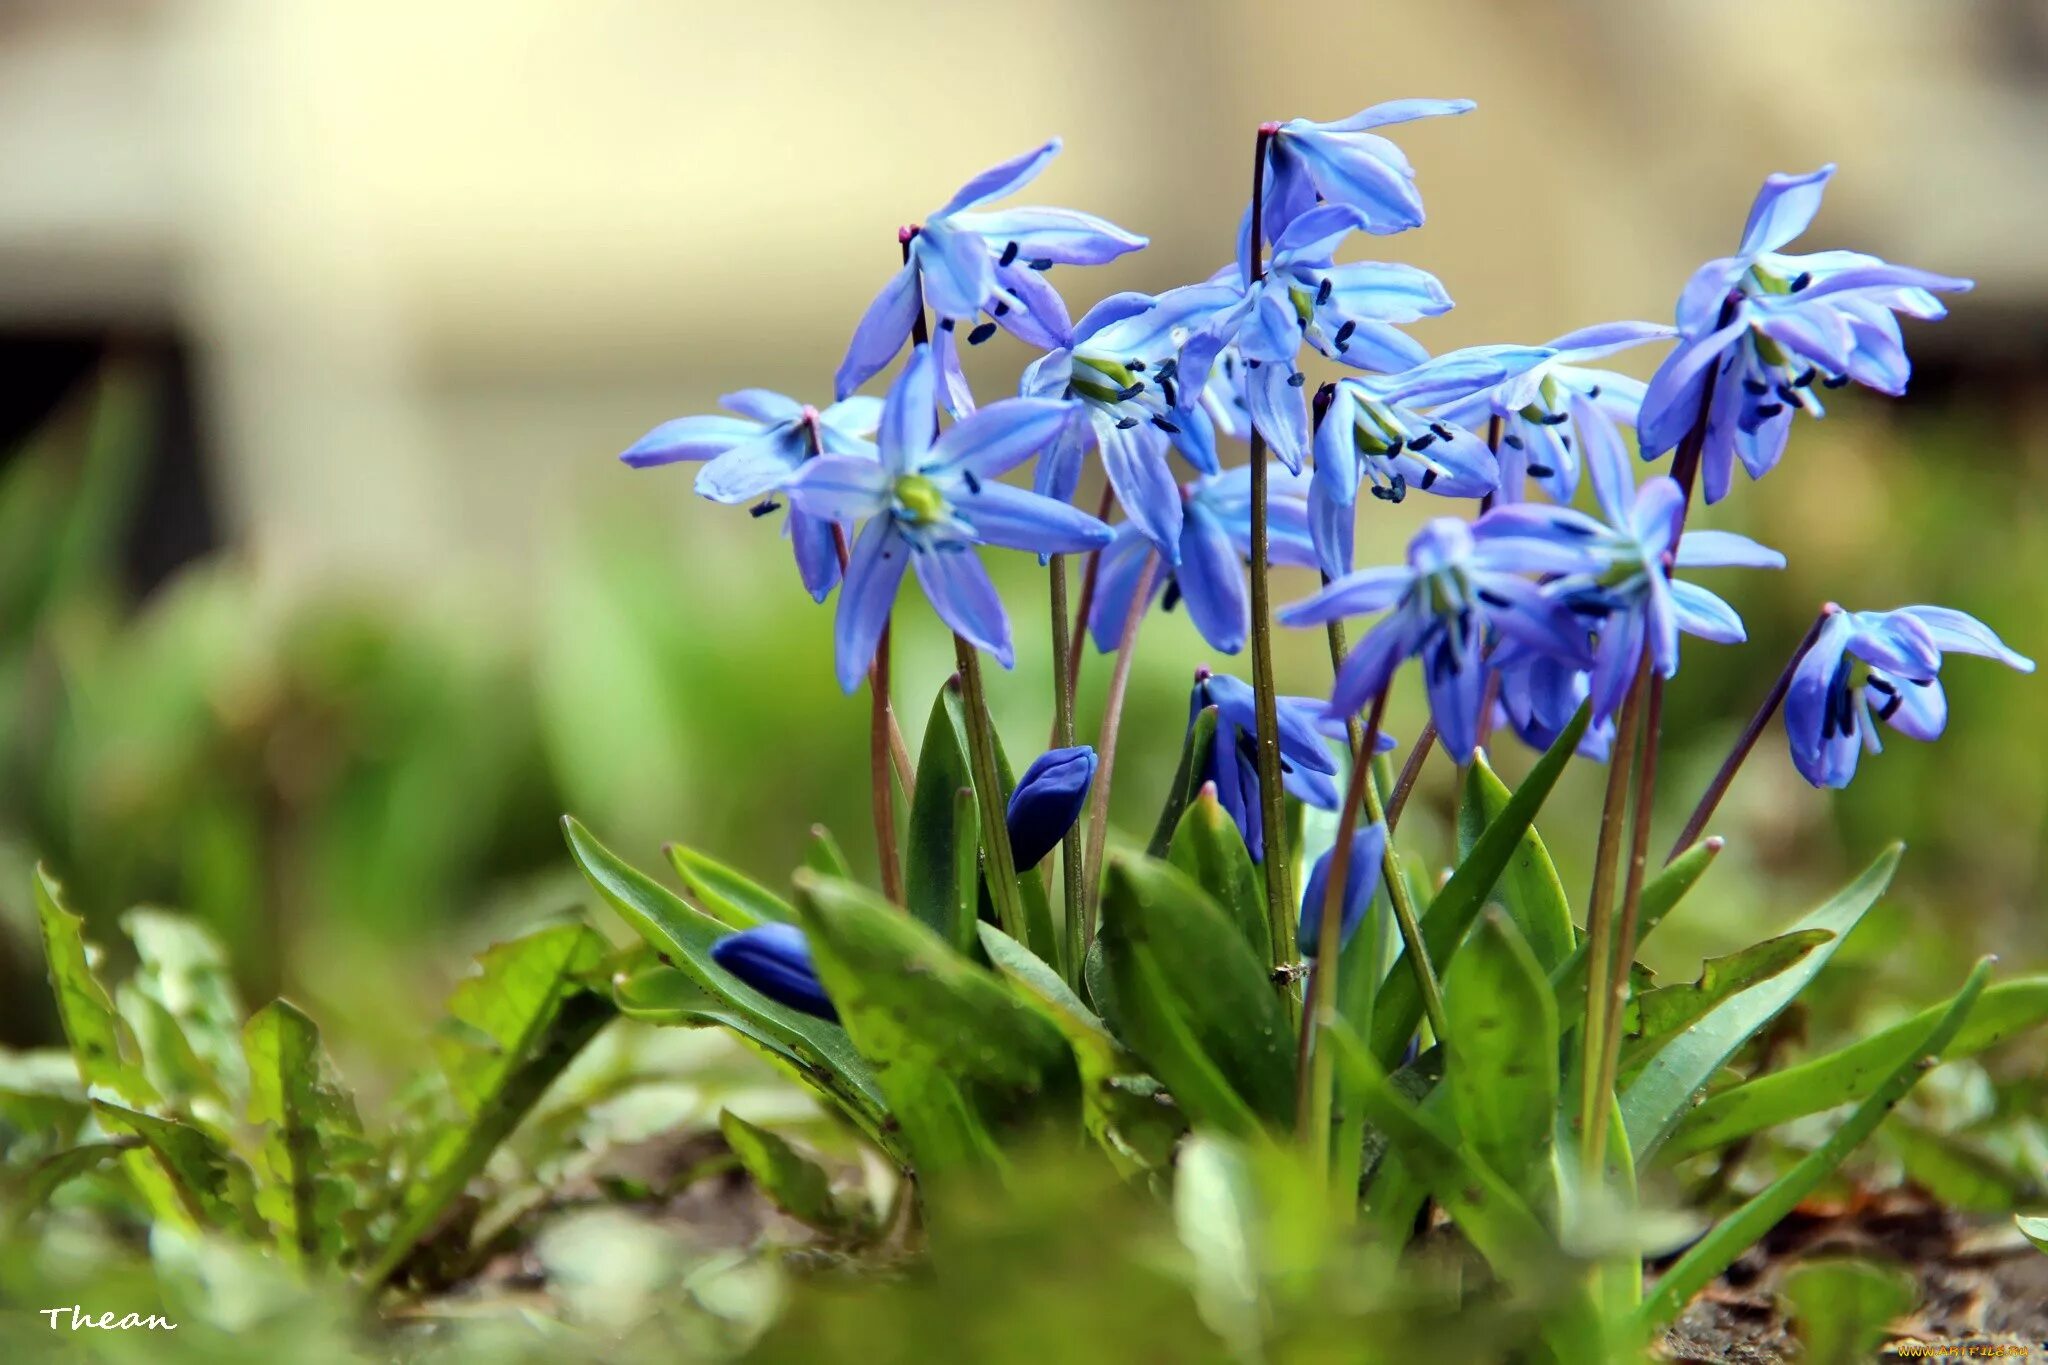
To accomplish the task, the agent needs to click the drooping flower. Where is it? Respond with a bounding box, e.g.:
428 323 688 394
835 140 1147 400
787 345 1113 692
1429 322 1674 505
1784 606 2034 788
1488 642 1613 761
1188 669 1387 864
1472 394 1786 721
1247 98 1477 250
1299 824 1388 959
711 923 837 1022
1279 517 1596 760
1087 462 1318 656
1006 745 1097 869
1638 165 1972 503
620 389 882 602
1309 344 1555 577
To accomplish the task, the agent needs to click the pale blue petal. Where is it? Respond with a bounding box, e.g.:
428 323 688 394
1245 361 1310 472
621 414 759 469
1087 528 1163 651
1319 261 1453 322
1544 321 1677 362
783 454 892 523
819 395 885 442
834 519 910 693
1667 579 1746 644
1673 529 1785 570
1312 98 1476 134
928 397 1068 479
836 261 921 400
960 481 1114 555
1176 500 1248 653
879 345 940 471
934 139 1061 217
693 426 811 503
1574 392 1636 526
914 546 1012 665
990 261 1074 350
1269 203 1368 267
1097 419 1184 560
1880 674 1948 742
949 206 1147 265
1738 165 1835 257
719 389 803 423
789 508 842 604
1278 566 1410 627
1896 606 2035 672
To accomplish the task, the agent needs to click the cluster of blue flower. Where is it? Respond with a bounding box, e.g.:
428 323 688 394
627 101 2032 1014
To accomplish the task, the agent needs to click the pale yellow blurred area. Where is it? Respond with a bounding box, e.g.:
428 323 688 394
0 0 2042 587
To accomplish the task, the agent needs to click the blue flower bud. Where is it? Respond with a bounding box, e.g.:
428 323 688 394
709 923 837 1022
1298 824 1387 959
1004 745 1097 869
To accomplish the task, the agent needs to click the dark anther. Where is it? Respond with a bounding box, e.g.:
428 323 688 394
992 300 1010 317
968 321 998 345
1335 320 1357 348
1370 485 1394 502
1030 257 1054 271
1540 410 1570 426
1117 382 1145 401
1063 383 1077 401
1794 366 1818 388
1129 359 1146 371
1161 579 1182 612
1477 588 1510 608
1776 382 1801 404
1160 378 1178 407
1431 422 1455 441
1288 371 1307 388
1789 270 1812 292
1527 462 1556 478
1743 377 1770 395
1866 676 1898 697
999 241 1020 268
1587 384 1602 398
1316 277 1333 306
1409 432 1437 452
1245 357 1261 369
1115 416 1140 430
1418 468 1438 490
1876 691 1903 721
1156 358 1178 381
749 498 781 518
962 470 982 494
1822 374 1850 388
1504 433 1524 450
1388 473 1407 502
1385 437 1405 456
1152 416 1181 434
939 317 957 331
1754 402 1784 419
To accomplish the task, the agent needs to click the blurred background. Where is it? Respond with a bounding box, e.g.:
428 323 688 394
0 0 2042 1062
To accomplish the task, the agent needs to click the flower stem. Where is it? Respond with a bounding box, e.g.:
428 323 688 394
1668 605 1836 863
1384 722 1435 832
1576 661 1648 1181
1081 551 1158 949
1049 552 1087 983
1063 480 1119 702
833 524 906 904
1593 660 1663 1142
955 635 1026 943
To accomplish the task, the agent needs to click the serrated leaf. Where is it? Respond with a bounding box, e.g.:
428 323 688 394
1621 845 1899 1165
122 909 248 1108
244 1000 375 1264
92 1101 262 1236
2 1140 137 1229
1622 929 1833 1063
1444 908 1558 1200
1665 976 2048 1160
665 843 794 927
1098 852 1293 1134
33 866 156 1107
1456 753 1574 973
718 1109 868 1240
1166 786 1269 966
1371 706 1588 1065
1146 705 1217 858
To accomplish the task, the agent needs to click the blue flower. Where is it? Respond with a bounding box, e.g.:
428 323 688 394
1188 670 1380 864
621 389 882 602
787 345 1113 692
1248 98 1477 251
1088 461 1318 656
1299 824 1388 959
1429 322 1674 505
1005 745 1097 869
1638 165 1972 503
711 923 837 1022
1473 394 1785 721
1279 517 1597 761
1785 606 2033 788
835 140 1147 400
1309 344 1556 577
1489 642 1613 761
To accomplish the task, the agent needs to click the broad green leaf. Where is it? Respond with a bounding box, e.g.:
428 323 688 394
950 787 980 957
0 1048 89 1140
665 843 795 927
92 1101 262 1236
1621 845 1899 1164
1620 929 1834 1068
32 866 156 1107
1146 705 1217 858
366 923 614 1285
121 909 248 1108
906 683 978 949
1371 705 1588 1064
1173 1134 1263 1360
1636 957 1989 1335
1665 975 2048 1160
1444 909 1558 1199
568 817 886 1129
1882 1118 2033 1213
1456 753 1574 972
1780 1259 1916 1365
1167 786 1269 965
803 824 852 881
2 1140 137 1228
719 1109 869 1240
1098 852 1294 1132
2016 1213 2048 1255
611 960 718 1024
117 985 223 1115
1549 836 1723 1028
927 680 1059 964
794 872 1073 1172
978 924 1184 1178
244 1000 374 1264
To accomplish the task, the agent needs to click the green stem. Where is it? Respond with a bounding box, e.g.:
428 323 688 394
1576 661 1647 1180
1080 552 1158 947
955 636 1025 942
1049 553 1086 983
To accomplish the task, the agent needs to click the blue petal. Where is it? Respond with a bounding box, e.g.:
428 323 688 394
1320 261 1453 322
1667 579 1746 644
833 520 911 693
950 206 1147 265
621 414 759 469
1073 291 1161 344
1313 98 1476 134
1005 745 1096 869
928 397 1068 479
879 344 940 472
1032 407 1092 507
990 260 1074 350
719 388 804 423
693 426 811 504
819 395 885 442
711 924 837 1021
1327 615 1418 719
1574 393 1636 527
1879 673 1948 742
784 454 891 523
914 221 997 320
1245 360 1310 472
1783 614 1858 787
1097 420 1184 561
914 545 1012 666
1269 203 1369 267
1087 527 1164 652
1084 282 1241 361
1673 529 1785 570
958 481 1114 555
1588 607 1646 725
1544 321 1677 363
1844 610 1943 679
934 139 1061 218
1299 824 1387 959
1896 606 2035 672
1289 131 1426 235
835 261 922 400
1278 565 1410 627
1738 165 1835 257
1175 499 1249 654
788 508 843 604
1423 628 1488 761
1638 321 1746 457
930 323 978 419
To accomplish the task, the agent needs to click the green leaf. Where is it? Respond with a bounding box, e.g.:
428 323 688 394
610 959 718 1024
2 1140 138 1228
366 923 614 1286
718 1109 868 1240
2015 1213 2048 1255
1173 1134 1264 1360
92 1101 262 1235
1456 753 1574 973
905 682 978 952
1166 786 1269 965
1665 975 2048 1160
794 871 1073 1172
1549 836 1723 1028
1371 705 1588 1064
1146 704 1218 858
1636 957 1990 1334
1779 1259 1917 1365
32 866 157 1107
925 680 1058 964
803 824 852 881
1621 845 1899 1164
1443 908 1559 1200
120 909 248 1109
664 843 794 927
1098 852 1293 1133
244 1000 374 1264
1882 1118 2034 1213
567 817 886 1129
0 1049 89 1141
1621 929 1834 1066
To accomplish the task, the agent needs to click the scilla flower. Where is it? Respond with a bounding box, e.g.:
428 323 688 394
1785 606 2033 788
711 923 837 1022
1639 165 1971 503
1473 395 1784 721
1280 518 1595 760
1005 745 1097 869
621 388 881 602
787 345 1113 692
1188 669 1373 864
1489 643 1613 761
836 139 1146 399
1248 98 1477 248
1088 462 1317 656
1299 824 1388 959
1428 322 1673 505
